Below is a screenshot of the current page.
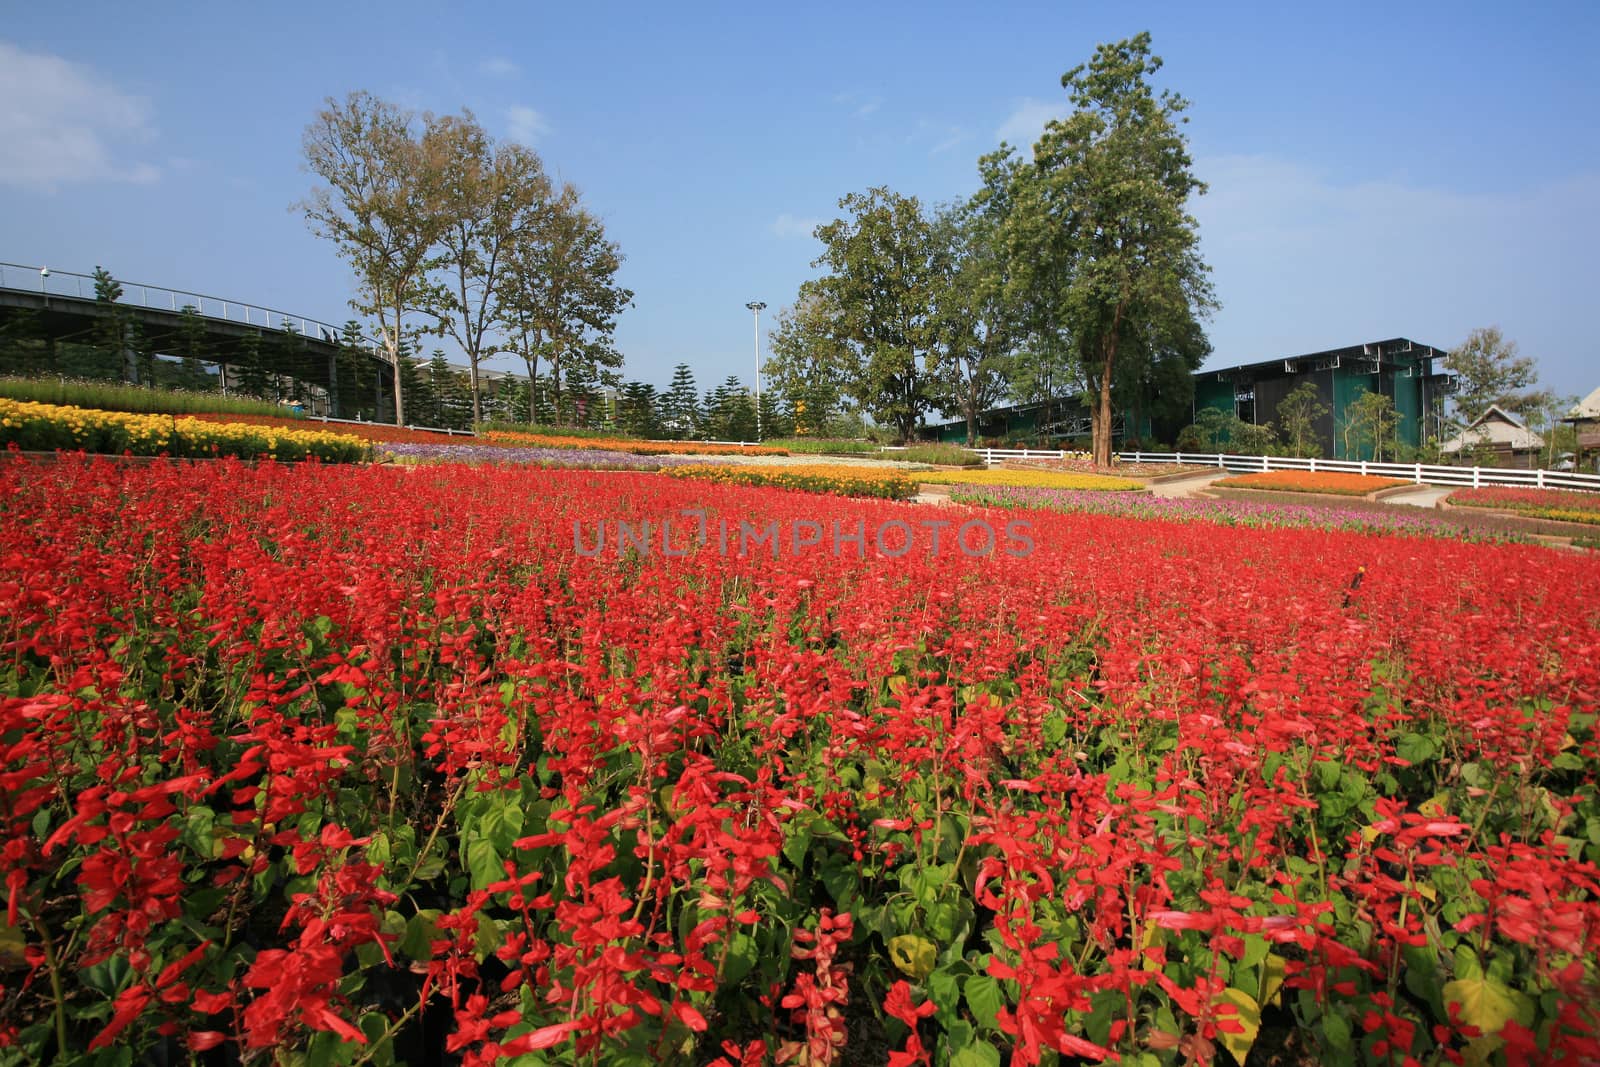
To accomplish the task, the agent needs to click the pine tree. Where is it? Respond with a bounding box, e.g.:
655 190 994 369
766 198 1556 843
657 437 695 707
237 331 271 398
662 363 701 440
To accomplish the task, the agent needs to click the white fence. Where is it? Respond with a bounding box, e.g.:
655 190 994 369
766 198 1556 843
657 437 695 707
303 413 476 438
962 449 1600 492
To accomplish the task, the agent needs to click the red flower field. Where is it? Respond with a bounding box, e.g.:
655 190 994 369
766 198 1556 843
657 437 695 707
1 456 1597 1066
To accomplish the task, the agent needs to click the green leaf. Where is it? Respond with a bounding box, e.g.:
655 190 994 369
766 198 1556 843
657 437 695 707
0 920 25 971
963 974 1005 1030
465 838 502 891
1443 977 1535 1036
1396 733 1436 764
1214 987 1261 1066
949 1039 1001 1067
1322 1010 1353 1052
400 910 442 960
888 934 937 981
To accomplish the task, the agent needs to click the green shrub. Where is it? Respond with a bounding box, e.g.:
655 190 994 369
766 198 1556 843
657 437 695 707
897 442 984 466
0 377 291 418
763 437 873 455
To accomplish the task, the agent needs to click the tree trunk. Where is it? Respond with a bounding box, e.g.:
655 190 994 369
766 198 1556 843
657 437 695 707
1095 346 1116 469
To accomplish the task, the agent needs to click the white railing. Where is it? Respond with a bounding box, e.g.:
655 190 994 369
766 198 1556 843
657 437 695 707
1118 451 1600 493
305 414 476 437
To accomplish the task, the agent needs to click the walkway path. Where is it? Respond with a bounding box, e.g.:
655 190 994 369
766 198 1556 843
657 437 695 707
1146 470 1228 499
1380 485 1453 508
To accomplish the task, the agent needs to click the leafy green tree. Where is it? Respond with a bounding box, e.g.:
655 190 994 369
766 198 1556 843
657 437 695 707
928 197 1016 445
432 116 550 425
335 321 374 420
300 91 457 425
618 381 662 438
0 308 50 376
90 266 135 382
1443 326 1551 423
1342 388 1402 461
496 182 632 426
173 306 214 391
236 331 271 399
765 291 852 436
661 363 701 439
810 187 941 441
996 33 1215 466
1277 379 1330 457
272 321 311 403
756 390 790 439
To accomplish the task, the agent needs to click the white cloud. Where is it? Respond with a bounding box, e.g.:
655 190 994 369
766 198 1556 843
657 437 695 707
770 213 822 239
994 97 1062 148
0 40 159 190
505 105 549 144
481 57 520 78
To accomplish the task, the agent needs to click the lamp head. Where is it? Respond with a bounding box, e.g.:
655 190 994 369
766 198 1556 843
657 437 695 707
40 266 49 278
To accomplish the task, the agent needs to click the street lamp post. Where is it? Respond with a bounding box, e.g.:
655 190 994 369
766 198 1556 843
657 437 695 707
745 301 766 440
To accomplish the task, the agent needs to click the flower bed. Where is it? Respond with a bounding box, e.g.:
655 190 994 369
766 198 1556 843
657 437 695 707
1449 486 1600 526
920 468 1143 491
0 399 370 461
663 462 916 499
378 442 712 469
487 430 790 457
190 412 477 445
3 459 1598 1065
948 484 1500 538
1212 470 1409 495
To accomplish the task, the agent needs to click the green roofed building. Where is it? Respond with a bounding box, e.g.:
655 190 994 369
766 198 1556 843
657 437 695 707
925 338 1453 458
1195 338 1454 459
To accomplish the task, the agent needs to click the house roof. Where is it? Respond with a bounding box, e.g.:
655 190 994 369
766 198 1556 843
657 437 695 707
1566 386 1600 421
1439 404 1545 453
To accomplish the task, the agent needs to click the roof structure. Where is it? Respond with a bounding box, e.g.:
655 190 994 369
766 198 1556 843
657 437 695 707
1203 337 1446 380
1439 404 1545 454
1565 386 1600 422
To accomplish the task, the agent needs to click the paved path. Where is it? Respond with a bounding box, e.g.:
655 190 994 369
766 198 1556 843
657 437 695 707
1146 470 1228 499
1380 485 1453 508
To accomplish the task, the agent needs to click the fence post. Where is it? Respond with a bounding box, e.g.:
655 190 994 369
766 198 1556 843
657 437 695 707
1414 462 1422 484
1262 454 1269 472
1360 461 1368 476
1537 468 1545 489
1309 457 1317 473
1472 466 1480 489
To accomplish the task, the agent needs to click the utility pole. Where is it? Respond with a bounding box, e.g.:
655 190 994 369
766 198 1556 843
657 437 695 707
745 301 766 440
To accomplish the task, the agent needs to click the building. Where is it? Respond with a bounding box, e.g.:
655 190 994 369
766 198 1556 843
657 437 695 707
1439 404 1545 468
1194 338 1453 459
926 337 1453 456
1564 386 1600 464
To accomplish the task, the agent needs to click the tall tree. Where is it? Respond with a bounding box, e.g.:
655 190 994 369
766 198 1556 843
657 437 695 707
432 116 550 426
496 182 632 426
810 187 941 441
1343 388 1401 461
765 289 853 437
300 91 453 426
91 266 134 382
618 381 662 438
999 33 1215 466
662 363 702 439
173 306 214 391
1444 326 1551 423
1277 379 1330 457
928 197 1017 445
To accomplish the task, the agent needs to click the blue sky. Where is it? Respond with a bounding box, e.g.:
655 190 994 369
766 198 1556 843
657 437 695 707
3 1 1597 405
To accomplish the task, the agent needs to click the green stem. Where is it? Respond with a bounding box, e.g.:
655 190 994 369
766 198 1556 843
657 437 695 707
27 908 68 1062
347 1000 421 1067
